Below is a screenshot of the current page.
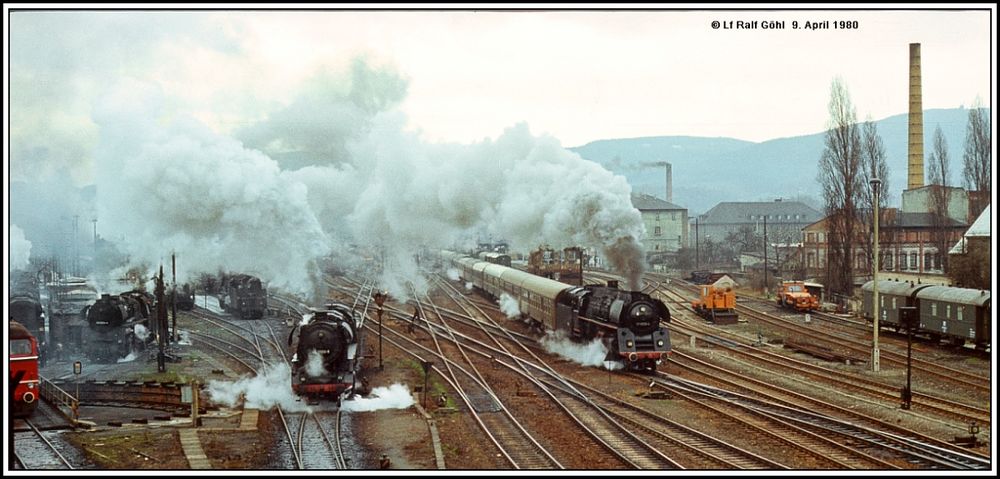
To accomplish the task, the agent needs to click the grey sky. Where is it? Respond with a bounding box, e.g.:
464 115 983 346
5 5 995 186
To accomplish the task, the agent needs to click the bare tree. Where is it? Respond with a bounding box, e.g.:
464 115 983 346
817 79 863 297
962 99 991 217
859 118 889 274
927 125 952 273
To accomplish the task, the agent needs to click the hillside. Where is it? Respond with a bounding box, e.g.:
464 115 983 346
570 108 980 215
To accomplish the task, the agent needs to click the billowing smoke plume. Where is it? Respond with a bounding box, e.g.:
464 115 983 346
91 79 330 296
446 268 460 281
498 293 521 319
10 224 32 272
80 58 646 301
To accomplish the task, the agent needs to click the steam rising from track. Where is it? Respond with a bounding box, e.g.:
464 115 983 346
340 383 415 412
76 58 646 299
498 293 521 319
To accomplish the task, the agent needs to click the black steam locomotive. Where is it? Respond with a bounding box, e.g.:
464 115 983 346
442 250 671 371
289 302 364 403
218 274 268 319
83 291 154 362
10 271 45 344
169 283 196 311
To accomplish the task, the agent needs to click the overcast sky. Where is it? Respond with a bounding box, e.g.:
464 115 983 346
5 4 995 186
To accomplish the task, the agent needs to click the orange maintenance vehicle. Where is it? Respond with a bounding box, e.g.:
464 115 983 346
776 281 820 312
691 284 739 324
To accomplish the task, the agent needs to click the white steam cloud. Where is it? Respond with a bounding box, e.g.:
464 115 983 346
27 57 645 302
133 323 150 341
341 383 415 412
498 293 521 319
10 224 32 272
206 362 311 413
540 331 609 367
446 268 460 281
465 282 474 291
305 349 328 377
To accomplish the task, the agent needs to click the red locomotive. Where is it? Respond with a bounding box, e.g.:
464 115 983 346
9 320 40 417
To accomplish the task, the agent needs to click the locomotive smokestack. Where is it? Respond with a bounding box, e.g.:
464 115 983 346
664 162 672 203
908 43 924 189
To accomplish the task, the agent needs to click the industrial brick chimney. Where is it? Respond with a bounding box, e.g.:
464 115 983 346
908 43 924 190
664 162 672 203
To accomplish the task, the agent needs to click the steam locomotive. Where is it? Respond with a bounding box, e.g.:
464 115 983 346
83 291 155 362
218 274 268 319
441 250 671 371
289 301 364 403
169 283 196 311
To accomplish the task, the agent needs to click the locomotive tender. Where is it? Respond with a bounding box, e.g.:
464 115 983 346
441 250 671 371
289 302 364 403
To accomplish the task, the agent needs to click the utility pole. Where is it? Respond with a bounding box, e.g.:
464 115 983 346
871 177 882 373
92 218 98 259
156 265 167 372
171 253 177 343
73 215 80 276
695 217 700 270
763 216 768 297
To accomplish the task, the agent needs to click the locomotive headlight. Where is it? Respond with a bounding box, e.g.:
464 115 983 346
626 340 634 348
657 339 664 347
27 383 35 389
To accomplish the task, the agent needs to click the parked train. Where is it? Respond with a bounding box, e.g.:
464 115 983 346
10 272 45 348
169 283 196 310
10 320 40 418
861 280 991 350
478 251 512 267
441 250 671 371
289 302 364 403
218 274 268 319
82 291 155 362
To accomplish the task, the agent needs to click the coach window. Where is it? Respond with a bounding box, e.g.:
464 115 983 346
946 304 951 319
931 302 937 316
10 339 32 355
891 297 895 309
957 306 963 321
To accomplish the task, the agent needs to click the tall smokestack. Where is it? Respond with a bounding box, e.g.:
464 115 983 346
908 43 924 190
664 162 672 203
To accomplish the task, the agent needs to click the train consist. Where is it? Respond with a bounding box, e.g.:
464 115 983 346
861 280 991 350
289 302 365 403
441 250 671 371
83 291 155 362
478 251 512 267
218 274 268 319
9 320 40 417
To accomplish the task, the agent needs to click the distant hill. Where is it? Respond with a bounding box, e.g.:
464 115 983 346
570 108 981 216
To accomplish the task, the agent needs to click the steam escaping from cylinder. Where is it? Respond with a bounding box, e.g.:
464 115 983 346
340 383 415 412
498 293 521 319
540 330 609 367
206 362 311 413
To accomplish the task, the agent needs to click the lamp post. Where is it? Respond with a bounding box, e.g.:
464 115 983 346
899 306 917 409
870 177 881 373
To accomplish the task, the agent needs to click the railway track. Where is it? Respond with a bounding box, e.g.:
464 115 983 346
12 419 78 470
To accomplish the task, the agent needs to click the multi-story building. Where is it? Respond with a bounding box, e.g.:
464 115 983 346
692 199 821 246
631 193 688 256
